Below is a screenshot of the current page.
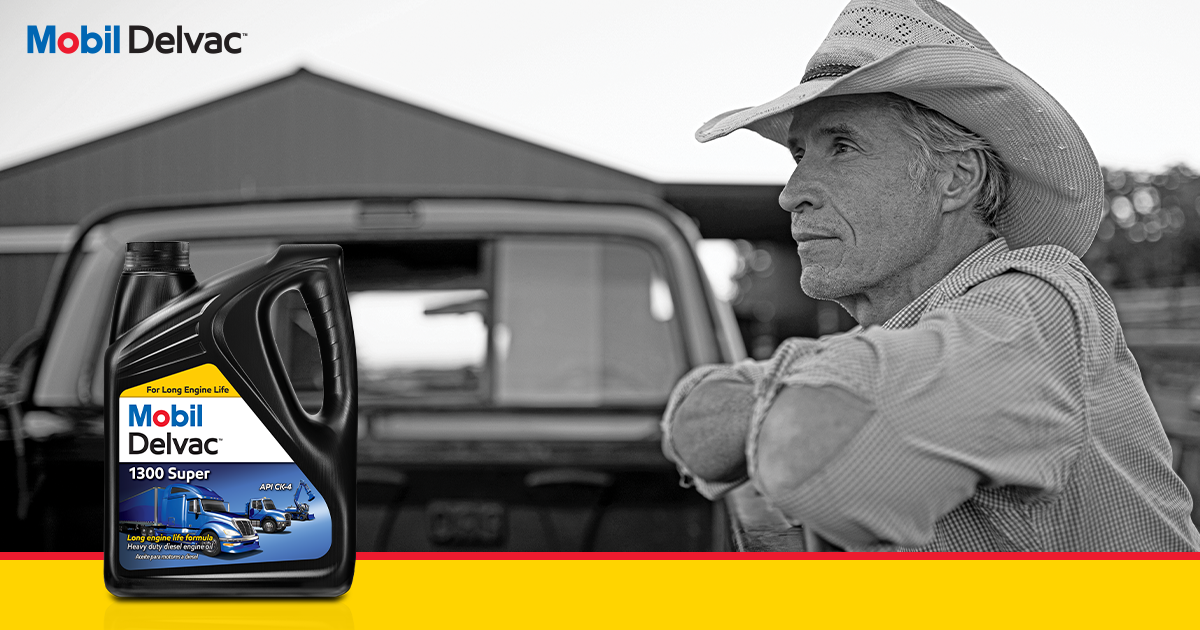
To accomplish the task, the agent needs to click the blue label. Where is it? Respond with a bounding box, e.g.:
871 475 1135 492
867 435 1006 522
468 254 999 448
117 462 331 570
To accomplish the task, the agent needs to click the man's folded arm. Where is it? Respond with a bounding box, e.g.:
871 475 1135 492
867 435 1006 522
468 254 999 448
754 384 983 548
661 338 826 498
748 273 1086 548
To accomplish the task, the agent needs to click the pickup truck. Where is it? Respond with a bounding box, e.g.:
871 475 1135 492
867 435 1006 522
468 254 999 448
238 498 291 533
1 190 745 551
117 483 259 556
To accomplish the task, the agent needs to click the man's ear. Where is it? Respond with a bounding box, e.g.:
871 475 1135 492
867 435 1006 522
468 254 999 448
938 149 986 215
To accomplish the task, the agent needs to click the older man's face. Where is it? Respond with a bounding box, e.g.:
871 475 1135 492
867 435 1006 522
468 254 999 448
780 94 943 303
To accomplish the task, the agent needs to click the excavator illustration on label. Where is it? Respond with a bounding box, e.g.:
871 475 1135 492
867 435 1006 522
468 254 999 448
284 481 317 522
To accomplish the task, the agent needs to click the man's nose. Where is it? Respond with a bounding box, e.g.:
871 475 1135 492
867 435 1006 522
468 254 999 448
778 166 822 214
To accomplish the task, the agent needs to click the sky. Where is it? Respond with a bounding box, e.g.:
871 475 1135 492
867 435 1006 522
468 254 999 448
2 0 1198 184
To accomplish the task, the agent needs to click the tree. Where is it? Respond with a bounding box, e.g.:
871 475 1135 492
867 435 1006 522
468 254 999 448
1083 164 1200 289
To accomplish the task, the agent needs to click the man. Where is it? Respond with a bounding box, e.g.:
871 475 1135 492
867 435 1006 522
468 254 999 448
661 0 1200 551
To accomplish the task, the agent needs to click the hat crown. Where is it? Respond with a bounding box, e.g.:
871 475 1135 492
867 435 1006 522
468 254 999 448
803 0 1001 82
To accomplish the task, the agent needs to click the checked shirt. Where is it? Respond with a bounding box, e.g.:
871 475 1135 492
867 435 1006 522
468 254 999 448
662 238 1200 551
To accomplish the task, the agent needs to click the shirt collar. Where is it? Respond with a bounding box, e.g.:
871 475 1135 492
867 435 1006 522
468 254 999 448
880 237 1010 330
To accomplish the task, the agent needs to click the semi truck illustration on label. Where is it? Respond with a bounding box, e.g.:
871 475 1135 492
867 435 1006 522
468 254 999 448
118 484 260 556
284 481 316 522
238 498 292 533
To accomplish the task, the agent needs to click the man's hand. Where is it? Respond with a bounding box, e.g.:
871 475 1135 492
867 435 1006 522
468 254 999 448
668 377 756 482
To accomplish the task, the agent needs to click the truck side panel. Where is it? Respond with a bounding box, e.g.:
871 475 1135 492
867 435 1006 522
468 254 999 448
117 487 159 524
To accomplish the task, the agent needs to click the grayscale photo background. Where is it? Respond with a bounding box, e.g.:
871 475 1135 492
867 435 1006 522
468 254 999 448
1 0 1198 551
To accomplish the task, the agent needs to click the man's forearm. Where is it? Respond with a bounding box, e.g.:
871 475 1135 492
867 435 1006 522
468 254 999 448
668 378 756 482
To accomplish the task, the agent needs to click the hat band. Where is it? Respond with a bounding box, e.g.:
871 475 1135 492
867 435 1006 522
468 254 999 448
801 63 860 82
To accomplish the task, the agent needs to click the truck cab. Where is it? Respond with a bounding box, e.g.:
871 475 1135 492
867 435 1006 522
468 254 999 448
241 498 291 533
117 483 259 556
2 191 745 551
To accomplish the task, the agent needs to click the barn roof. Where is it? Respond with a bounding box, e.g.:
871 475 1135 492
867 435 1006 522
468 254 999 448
0 68 661 226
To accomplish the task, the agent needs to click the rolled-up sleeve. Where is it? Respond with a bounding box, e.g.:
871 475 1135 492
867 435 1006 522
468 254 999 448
749 272 1087 548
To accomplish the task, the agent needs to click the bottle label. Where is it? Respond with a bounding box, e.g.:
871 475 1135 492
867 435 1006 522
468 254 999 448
116 364 332 569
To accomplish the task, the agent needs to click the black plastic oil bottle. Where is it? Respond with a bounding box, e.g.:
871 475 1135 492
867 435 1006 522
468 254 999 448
103 242 357 597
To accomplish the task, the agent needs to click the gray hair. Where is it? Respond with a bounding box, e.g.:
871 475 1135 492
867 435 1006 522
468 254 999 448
882 93 1010 232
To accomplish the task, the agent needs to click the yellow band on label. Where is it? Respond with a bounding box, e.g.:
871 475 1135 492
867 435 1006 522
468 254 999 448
120 363 240 398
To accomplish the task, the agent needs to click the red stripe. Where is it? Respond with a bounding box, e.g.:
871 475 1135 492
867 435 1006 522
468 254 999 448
353 552 1200 560
0 552 1193 561
0 553 103 560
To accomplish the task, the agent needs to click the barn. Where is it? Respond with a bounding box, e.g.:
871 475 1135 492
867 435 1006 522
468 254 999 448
0 68 824 359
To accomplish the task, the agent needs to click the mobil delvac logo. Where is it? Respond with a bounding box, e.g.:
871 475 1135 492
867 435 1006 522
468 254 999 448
27 25 244 55
129 403 205 428
127 403 218 456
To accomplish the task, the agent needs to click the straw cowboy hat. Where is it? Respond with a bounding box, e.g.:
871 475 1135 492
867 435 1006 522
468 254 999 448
696 0 1102 257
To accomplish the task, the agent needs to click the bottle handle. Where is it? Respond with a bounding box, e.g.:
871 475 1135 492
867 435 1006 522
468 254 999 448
296 255 357 430
258 246 357 432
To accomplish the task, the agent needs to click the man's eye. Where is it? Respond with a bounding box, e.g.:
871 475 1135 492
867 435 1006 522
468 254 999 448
833 141 853 154
791 150 805 164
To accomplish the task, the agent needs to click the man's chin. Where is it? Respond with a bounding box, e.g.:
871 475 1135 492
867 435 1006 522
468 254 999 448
799 269 851 301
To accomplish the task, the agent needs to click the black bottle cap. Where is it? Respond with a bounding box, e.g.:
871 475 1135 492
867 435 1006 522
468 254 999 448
123 241 191 273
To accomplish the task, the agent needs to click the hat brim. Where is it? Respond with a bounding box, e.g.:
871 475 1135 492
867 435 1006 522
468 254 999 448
697 45 1102 258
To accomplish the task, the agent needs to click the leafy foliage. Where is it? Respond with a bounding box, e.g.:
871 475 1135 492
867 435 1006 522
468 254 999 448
1083 165 1200 288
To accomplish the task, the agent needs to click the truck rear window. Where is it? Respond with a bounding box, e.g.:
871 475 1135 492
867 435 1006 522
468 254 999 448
264 237 686 409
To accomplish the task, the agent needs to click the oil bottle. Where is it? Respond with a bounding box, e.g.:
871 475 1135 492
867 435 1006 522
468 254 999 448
103 242 357 597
